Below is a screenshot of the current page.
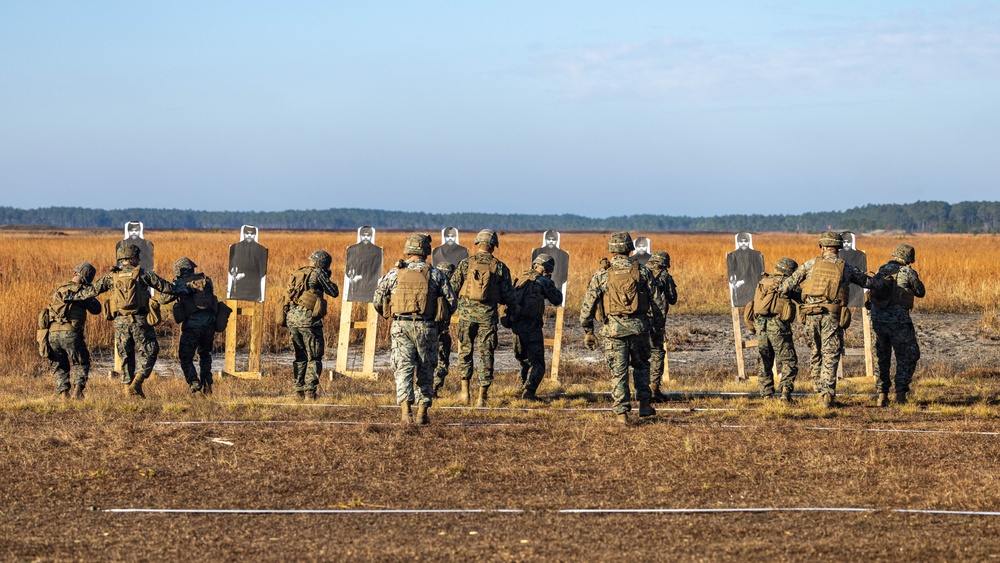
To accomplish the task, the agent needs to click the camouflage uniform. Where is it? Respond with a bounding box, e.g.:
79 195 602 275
68 247 190 390
158 258 217 393
751 258 800 398
580 234 665 417
646 251 677 396
510 259 563 396
46 263 102 396
450 232 518 391
779 235 870 402
374 253 457 409
286 252 339 396
432 262 456 395
871 245 925 398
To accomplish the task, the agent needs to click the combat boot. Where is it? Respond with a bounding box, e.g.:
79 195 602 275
476 386 489 408
432 383 443 399
649 385 668 403
521 388 541 402
895 391 908 405
400 400 413 424
126 376 146 399
201 382 212 396
416 405 430 425
877 393 889 407
70 384 85 400
780 388 792 402
638 399 656 418
56 388 70 399
305 389 317 401
616 412 630 425
821 393 834 408
296 390 305 401
459 380 470 404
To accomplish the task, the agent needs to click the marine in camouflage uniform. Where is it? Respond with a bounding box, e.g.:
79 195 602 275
432 262 456 397
871 244 926 406
580 232 665 423
509 254 563 401
751 258 799 401
645 250 678 402
66 244 191 398
779 232 871 406
374 234 457 424
46 263 102 399
158 257 218 395
450 229 519 407
285 250 339 400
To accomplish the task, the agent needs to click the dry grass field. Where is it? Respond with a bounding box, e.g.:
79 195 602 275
4 228 1000 561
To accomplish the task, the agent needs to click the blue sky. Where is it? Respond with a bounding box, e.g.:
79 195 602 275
2 1 997 217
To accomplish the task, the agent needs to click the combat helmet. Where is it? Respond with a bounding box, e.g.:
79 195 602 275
116 244 140 261
532 253 555 273
309 249 332 269
608 231 634 254
775 257 798 275
173 257 197 277
647 250 671 269
404 233 432 256
72 262 96 284
474 229 499 248
892 244 915 264
818 231 843 249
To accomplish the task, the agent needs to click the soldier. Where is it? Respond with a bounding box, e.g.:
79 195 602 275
450 229 519 407
509 254 563 401
45 263 102 399
374 234 457 424
432 261 456 398
779 232 871 407
65 245 191 398
158 257 219 395
870 244 926 406
284 250 340 400
580 232 665 424
748 258 799 401
645 250 678 402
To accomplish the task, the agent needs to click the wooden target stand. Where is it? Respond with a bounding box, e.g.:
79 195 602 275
731 306 759 380
545 307 566 382
837 306 875 380
221 299 264 379
332 299 379 380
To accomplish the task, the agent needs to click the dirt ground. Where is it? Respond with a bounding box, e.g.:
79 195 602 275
5 312 1000 561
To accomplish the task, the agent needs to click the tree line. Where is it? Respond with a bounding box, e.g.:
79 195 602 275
2 201 999 233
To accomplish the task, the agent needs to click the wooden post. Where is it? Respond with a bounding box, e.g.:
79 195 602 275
545 307 565 382
221 299 264 379
732 307 758 380
333 300 379 380
837 307 875 380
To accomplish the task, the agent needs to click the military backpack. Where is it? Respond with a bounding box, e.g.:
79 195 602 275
868 262 914 310
110 267 150 315
512 271 545 320
459 256 499 302
603 262 649 317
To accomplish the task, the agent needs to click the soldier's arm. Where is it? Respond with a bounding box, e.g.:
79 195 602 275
497 263 519 307
433 268 458 312
779 264 807 295
315 269 340 298
663 272 678 305
844 263 872 289
901 267 926 298
643 268 666 327
450 261 466 294
143 271 190 295
372 270 395 317
579 273 602 333
64 274 112 301
542 276 563 307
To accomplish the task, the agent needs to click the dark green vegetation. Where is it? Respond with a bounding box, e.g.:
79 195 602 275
3 200 1000 233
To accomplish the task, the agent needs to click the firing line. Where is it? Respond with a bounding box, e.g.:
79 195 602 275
102 507 1000 517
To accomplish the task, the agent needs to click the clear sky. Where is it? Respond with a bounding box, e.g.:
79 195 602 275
2 1 997 217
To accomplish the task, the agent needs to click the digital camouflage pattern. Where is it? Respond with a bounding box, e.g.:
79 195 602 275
871 257 926 395
450 250 518 387
510 270 563 394
580 253 665 414
780 252 871 398
754 316 798 396
286 265 339 393
47 278 102 394
68 261 189 385
646 260 678 389
160 271 217 392
433 262 456 392
374 257 457 406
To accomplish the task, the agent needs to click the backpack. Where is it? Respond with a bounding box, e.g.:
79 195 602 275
603 262 648 316
286 266 326 318
868 262 914 310
459 256 499 302
111 268 149 315
513 271 545 320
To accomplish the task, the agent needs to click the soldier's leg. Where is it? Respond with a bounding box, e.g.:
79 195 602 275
64 331 92 391
475 321 498 388
134 323 160 382
433 328 451 391
648 327 666 389
197 326 214 387
455 319 476 382
629 334 653 401
115 321 137 384
414 323 438 407
605 337 631 414
177 328 201 390
523 327 546 393
290 328 308 391
806 315 823 392
873 322 894 394
774 324 798 394
391 322 418 406
756 319 777 396
818 313 842 397
303 326 325 392
512 326 530 388
892 322 921 395
49 332 72 395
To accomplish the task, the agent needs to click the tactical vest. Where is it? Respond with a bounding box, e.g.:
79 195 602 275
603 262 649 316
288 266 326 318
460 256 499 302
392 263 437 318
801 257 847 310
111 268 149 315
752 274 795 321
178 273 218 316
49 283 89 331
869 262 914 310
514 270 545 320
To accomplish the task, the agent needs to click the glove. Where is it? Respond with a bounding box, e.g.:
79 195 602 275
584 332 598 350
599 257 610 270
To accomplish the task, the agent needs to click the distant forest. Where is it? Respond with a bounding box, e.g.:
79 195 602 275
3 200 1000 233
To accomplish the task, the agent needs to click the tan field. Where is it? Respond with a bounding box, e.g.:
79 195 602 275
3 228 1000 561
